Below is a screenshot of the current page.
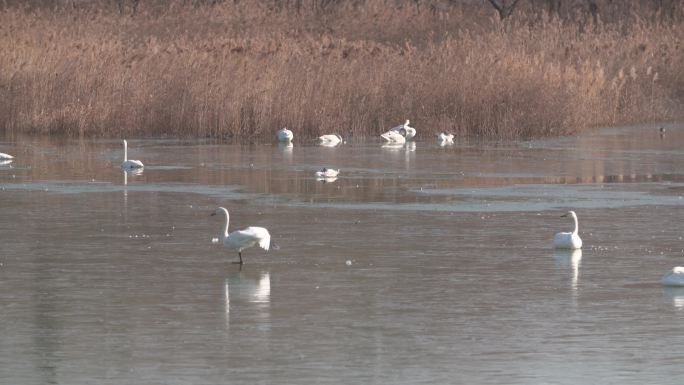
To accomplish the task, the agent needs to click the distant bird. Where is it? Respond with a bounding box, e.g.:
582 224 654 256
315 167 339 178
553 210 583 249
437 132 454 144
380 130 407 144
317 134 343 146
211 207 274 265
120 140 144 171
0 152 13 160
277 127 294 142
659 126 666 133
390 120 416 140
662 267 684 287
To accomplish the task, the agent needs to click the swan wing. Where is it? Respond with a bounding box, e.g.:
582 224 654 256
233 227 271 251
0 152 13 160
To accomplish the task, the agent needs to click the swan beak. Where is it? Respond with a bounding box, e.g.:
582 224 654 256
560 213 568 217
210 212 216 216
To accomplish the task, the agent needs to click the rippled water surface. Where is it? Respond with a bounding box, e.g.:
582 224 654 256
1 124 683 384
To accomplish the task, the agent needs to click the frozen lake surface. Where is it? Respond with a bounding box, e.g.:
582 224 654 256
1 124 683 384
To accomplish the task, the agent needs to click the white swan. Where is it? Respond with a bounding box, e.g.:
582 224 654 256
120 140 144 171
553 210 582 249
277 127 294 142
380 130 406 144
317 134 343 146
0 152 13 160
437 132 454 145
662 267 684 287
390 120 416 140
315 167 339 178
211 207 274 265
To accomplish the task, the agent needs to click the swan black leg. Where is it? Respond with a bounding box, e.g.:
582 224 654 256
232 252 244 265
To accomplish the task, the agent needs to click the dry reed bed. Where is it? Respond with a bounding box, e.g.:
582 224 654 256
0 2 682 139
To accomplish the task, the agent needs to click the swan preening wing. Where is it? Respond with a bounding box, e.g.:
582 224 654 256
389 120 416 139
0 152 13 160
380 130 406 143
438 132 454 142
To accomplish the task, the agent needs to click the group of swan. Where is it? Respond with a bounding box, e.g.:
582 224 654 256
47 136 684 281
282 120 453 147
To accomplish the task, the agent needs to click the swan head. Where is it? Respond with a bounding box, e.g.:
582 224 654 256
405 120 410 125
560 210 577 219
211 207 228 217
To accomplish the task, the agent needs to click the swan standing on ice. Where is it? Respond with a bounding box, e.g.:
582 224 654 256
277 127 294 142
0 152 13 160
437 132 454 145
120 140 144 171
662 267 684 286
315 168 339 178
390 120 416 140
317 134 343 146
211 207 275 265
380 130 407 144
553 210 582 249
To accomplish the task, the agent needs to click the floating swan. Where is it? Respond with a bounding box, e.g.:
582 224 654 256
211 207 274 265
437 132 454 145
120 140 144 171
390 120 416 140
317 134 343 146
277 127 294 142
380 130 406 144
662 267 684 287
315 167 339 178
553 210 582 249
0 152 13 160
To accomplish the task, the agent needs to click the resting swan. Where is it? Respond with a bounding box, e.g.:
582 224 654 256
317 134 343 146
553 210 582 249
662 267 684 287
120 140 144 171
277 127 294 142
211 207 274 265
315 168 339 178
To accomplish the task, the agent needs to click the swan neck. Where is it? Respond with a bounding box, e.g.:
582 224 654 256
572 215 578 235
123 140 128 161
221 208 230 238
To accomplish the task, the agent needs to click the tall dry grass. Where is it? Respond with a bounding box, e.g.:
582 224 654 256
0 0 682 139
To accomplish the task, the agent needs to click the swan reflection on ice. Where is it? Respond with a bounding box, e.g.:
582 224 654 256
553 249 582 291
662 287 684 310
224 271 271 328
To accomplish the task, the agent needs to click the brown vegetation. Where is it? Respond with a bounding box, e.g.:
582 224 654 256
0 0 682 140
